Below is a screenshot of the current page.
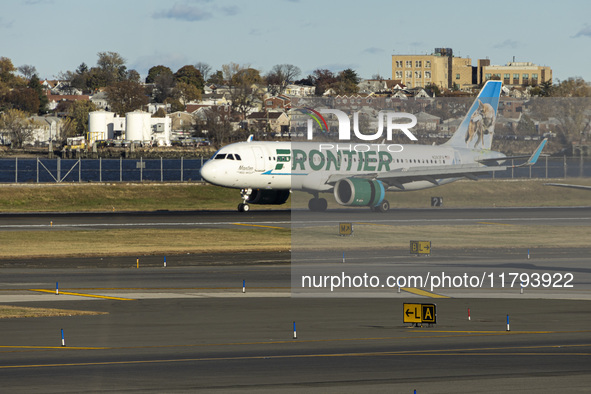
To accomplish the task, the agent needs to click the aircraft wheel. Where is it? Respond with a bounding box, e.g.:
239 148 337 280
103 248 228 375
308 198 327 212
375 200 390 213
317 198 328 211
238 203 250 212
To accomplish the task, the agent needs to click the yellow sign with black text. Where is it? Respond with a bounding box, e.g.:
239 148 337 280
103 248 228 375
410 240 431 255
339 222 353 236
403 303 437 324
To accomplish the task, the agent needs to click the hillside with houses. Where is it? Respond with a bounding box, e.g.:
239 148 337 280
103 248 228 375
0 54 590 158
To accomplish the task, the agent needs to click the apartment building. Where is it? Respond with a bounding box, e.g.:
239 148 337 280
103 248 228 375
481 62 552 86
393 48 552 90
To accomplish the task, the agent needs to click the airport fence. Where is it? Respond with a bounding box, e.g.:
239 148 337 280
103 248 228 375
0 156 589 184
0 157 206 183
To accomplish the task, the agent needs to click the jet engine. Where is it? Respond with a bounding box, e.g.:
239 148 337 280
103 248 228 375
246 189 290 205
334 178 386 207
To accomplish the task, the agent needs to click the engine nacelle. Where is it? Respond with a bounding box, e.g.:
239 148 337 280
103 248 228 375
246 189 290 205
334 178 385 207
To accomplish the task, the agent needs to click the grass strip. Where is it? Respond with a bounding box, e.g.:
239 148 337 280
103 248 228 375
0 305 107 319
0 228 291 258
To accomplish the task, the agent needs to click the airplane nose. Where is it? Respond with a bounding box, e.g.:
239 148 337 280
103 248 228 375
199 162 217 183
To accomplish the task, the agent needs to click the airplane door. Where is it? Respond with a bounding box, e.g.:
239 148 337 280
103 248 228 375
252 147 265 171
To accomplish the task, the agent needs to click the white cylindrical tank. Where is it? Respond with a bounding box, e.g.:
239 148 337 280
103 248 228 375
88 110 115 142
125 111 151 142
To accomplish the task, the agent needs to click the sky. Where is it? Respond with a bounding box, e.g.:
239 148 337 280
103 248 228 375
2 0 591 83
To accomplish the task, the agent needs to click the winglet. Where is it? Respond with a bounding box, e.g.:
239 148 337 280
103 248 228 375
525 138 548 166
247 134 254 142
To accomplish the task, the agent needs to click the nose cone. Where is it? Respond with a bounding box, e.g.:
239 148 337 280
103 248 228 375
200 161 218 184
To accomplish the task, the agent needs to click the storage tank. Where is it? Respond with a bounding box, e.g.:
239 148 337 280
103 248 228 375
88 110 115 142
125 110 151 142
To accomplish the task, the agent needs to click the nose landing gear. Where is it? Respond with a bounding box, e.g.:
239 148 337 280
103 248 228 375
238 188 252 212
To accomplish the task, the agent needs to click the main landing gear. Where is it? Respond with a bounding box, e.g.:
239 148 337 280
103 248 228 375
308 195 328 212
371 200 390 213
238 188 251 212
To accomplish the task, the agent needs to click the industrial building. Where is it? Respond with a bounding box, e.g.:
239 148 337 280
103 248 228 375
88 110 172 146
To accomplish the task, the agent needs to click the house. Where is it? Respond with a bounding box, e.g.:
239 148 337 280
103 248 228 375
415 111 441 131
29 115 62 144
169 111 195 133
246 112 289 134
90 91 109 110
284 84 315 97
46 93 91 112
263 95 291 111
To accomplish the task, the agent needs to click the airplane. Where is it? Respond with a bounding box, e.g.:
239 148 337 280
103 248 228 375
200 80 548 212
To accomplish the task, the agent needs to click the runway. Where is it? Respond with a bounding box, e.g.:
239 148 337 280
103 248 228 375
1 206 591 231
1 207 591 392
1 297 591 392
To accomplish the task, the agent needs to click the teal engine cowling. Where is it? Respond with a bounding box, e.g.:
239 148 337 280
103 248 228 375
247 189 290 205
333 178 385 207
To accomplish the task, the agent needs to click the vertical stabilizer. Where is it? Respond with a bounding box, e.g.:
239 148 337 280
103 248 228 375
444 80 502 150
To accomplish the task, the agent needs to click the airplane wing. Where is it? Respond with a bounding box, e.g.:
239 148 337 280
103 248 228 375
325 163 506 190
325 138 547 191
545 183 591 191
374 164 506 190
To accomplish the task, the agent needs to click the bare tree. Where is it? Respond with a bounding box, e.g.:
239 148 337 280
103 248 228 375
0 109 37 147
195 106 235 149
195 62 212 82
265 64 301 95
17 65 37 81
222 63 263 122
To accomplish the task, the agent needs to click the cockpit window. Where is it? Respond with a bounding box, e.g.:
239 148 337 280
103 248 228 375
227 154 235 160
234 154 241 161
214 153 226 160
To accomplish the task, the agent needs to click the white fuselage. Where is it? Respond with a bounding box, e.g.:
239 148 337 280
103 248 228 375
199 141 504 192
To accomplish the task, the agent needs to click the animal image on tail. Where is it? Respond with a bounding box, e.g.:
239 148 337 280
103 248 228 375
465 99 495 148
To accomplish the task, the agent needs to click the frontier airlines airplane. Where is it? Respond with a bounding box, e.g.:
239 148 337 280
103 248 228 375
200 81 547 212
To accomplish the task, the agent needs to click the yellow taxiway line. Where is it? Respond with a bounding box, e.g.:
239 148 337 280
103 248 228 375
402 288 450 298
232 223 286 230
29 289 135 301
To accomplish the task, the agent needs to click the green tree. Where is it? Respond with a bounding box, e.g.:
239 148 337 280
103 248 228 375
126 69 141 83
96 51 127 86
28 74 48 114
146 65 173 84
175 65 204 92
153 73 176 103
105 80 149 116
207 70 224 85
174 82 201 106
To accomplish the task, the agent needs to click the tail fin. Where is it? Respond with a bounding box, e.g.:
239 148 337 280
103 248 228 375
444 80 502 150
